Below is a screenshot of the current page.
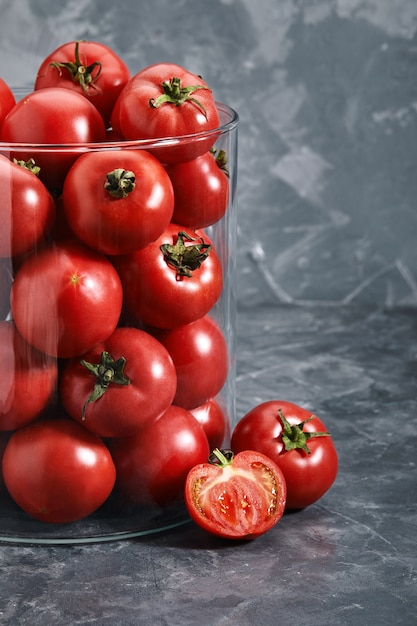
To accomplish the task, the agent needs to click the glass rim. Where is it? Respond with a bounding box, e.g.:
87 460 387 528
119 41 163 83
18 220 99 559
0 97 239 153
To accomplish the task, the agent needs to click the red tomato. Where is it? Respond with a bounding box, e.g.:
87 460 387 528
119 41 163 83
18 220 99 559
0 77 15 126
184 448 287 540
0 321 57 431
231 400 338 510
109 405 210 507
152 316 229 410
0 432 12 495
114 224 223 329
0 154 55 258
0 88 106 190
34 40 131 125
60 327 177 438
11 241 123 358
2 418 116 523
62 149 174 255
166 149 229 229
0 258 13 320
111 63 220 163
190 398 229 450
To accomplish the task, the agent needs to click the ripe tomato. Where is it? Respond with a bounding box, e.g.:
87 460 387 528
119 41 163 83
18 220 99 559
62 149 174 255
109 404 210 507
60 326 177 438
0 77 15 126
0 154 55 258
11 241 123 358
190 398 229 450
152 315 229 410
34 40 131 125
184 448 287 540
111 62 220 163
114 224 223 329
0 320 57 431
2 418 116 523
231 400 338 510
166 149 229 229
0 88 106 190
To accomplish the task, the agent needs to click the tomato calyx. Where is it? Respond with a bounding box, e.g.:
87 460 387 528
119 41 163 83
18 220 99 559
104 168 136 199
160 231 212 278
212 148 229 178
208 448 234 466
149 77 209 118
47 40 102 95
13 157 41 176
80 351 130 419
277 409 331 454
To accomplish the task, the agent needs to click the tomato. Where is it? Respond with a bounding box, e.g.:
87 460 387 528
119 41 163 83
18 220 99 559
60 326 177 438
0 88 106 191
0 258 13 320
62 149 174 255
190 398 229 450
0 77 15 127
231 400 338 510
114 224 223 329
0 432 12 495
109 404 210 507
2 418 116 523
152 315 229 410
0 320 57 431
0 154 55 258
111 63 220 163
166 149 229 229
11 241 123 358
184 448 287 540
34 40 131 125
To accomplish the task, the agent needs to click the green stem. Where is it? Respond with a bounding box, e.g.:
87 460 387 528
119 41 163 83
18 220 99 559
149 77 209 118
160 231 212 279
80 351 130 419
277 409 331 454
49 40 102 94
104 169 136 198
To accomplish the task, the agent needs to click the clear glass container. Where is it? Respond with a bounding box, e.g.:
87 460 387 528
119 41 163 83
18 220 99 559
0 96 238 544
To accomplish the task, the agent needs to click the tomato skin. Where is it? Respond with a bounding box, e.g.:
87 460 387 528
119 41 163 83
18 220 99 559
166 150 229 229
0 77 15 126
11 241 123 359
184 449 287 540
0 154 55 258
190 398 229 450
60 327 177 438
109 405 210 507
2 418 116 523
114 223 223 329
111 63 220 163
0 320 57 431
34 40 131 125
231 400 338 510
62 149 174 255
0 88 106 190
152 316 229 410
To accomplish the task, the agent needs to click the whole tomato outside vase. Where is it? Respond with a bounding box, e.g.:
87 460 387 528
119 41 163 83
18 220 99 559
0 86 238 544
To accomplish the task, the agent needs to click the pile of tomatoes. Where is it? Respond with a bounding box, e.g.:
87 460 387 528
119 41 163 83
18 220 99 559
0 40 338 540
0 40 232 526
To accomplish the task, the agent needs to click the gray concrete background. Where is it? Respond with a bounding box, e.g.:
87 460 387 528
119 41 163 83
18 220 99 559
1 0 417 309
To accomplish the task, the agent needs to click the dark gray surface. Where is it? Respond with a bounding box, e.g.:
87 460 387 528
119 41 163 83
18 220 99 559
1 304 417 625
1 1 417 624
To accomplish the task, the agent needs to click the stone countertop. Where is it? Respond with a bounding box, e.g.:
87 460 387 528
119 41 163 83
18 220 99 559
1 303 416 626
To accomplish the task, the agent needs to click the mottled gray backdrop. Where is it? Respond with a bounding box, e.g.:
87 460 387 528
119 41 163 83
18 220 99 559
1 0 417 309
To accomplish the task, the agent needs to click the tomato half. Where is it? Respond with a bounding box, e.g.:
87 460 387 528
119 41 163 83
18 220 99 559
114 224 223 329
0 88 106 191
2 418 116 523
231 400 338 510
11 241 123 358
185 449 287 540
0 154 56 258
111 63 220 163
109 404 210 507
34 40 131 125
60 326 177 438
62 149 174 255
0 320 57 431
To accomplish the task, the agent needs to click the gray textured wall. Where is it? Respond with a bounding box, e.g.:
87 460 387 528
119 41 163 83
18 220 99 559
1 0 417 309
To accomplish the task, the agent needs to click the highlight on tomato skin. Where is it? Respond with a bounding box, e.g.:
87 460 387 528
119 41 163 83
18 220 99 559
184 449 287 540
